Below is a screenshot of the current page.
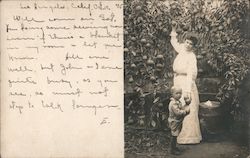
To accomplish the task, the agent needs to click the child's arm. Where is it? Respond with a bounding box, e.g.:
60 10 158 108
171 102 188 117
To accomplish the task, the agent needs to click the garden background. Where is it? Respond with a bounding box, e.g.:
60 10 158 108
124 0 250 157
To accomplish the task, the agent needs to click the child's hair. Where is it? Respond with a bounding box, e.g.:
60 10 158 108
170 86 182 95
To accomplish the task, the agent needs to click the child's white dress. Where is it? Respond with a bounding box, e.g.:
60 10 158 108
170 31 202 144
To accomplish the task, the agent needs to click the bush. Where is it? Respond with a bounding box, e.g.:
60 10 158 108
124 0 250 128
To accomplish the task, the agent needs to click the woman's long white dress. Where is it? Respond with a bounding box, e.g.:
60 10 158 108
170 31 202 144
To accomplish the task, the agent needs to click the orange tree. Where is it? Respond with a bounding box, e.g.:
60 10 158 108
124 0 250 129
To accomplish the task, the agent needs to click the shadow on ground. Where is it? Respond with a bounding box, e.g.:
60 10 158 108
125 127 249 158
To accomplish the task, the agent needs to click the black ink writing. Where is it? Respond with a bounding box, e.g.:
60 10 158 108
71 3 92 16
99 13 115 22
89 87 108 97
40 64 54 72
83 78 91 83
90 30 121 41
89 56 109 59
7 36 35 41
83 41 97 48
101 65 122 70
65 52 83 61
72 99 119 115
47 77 72 88
60 63 82 75
52 88 82 97
9 55 37 61
13 15 45 23
8 66 33 72
8 77 37 88
104 43 122 49
9 101 23 114
49 17 75 21
43 45 64 48
48 33 74 40
35 91 44 96
74 25 108 32
100 117 110 125
46 26 70 30
6 24 18 32
41 100 63 112
9 92 27 96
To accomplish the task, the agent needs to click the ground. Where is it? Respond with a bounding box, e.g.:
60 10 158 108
125 127 249 158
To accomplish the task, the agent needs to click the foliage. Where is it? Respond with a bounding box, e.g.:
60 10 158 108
124 0 250 128
125 127 170 154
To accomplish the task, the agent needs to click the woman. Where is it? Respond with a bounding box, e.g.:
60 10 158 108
169 26 202 144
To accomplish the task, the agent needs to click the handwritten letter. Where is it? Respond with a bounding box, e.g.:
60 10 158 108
1 1 123 157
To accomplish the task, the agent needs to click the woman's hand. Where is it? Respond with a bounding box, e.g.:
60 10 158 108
170 21 179 37
171 20 177 29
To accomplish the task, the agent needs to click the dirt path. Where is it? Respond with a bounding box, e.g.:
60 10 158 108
126 135 249 158
175 140 248 158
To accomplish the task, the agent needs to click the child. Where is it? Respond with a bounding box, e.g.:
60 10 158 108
168 86 190 155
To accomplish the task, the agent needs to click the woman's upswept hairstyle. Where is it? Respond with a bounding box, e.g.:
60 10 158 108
186 33 198 47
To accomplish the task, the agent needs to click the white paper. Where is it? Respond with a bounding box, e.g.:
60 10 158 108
1 0 124 157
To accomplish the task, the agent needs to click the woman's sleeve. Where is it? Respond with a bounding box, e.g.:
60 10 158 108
170 30 185 53
184 54 198 93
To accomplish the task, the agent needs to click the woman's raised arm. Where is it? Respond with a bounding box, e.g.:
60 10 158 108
170 29 185 54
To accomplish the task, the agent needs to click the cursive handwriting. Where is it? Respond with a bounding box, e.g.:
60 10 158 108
8 77 37 88
5 1 123 124
47 77 72 88
60 63 82 75
6 24 18 32
8 66 33 72
41 100 63 112
34 3 66 13
104 43 122 49
52 88 82 97
89 87 109 97
48 33 74 40
13 15 45 23
9 92 27 96
100 117 110 125
7 36 35 41
72 100 119 115
89 56 109 59
9 55 37 61
9 101 24 114
83 41 97 48
71 3 92 16
65 52 83 61
40 63 54 72
90 30 121 41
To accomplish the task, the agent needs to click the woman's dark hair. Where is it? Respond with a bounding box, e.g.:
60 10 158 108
186 34 198 47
